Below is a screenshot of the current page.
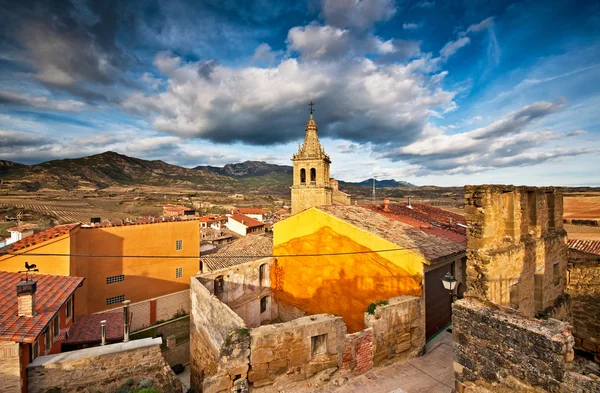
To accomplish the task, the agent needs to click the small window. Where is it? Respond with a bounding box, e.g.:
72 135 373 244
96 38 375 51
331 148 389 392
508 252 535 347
300 168 306 184
176 267 183 278
106 274 125 284
311 334 327 356
176 239 183 250
32 340 39 360
214 276 224 295
53 316 59 338
553 262 560 283
259 264 267 286
66 296 73 319
260 296 268 313
310 168 316 183
106 295 125 305
45 331 51 353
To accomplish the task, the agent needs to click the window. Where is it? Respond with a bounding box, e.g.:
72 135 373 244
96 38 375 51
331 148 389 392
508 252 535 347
311 334 327 356
310 168 316 183
553 262 560 284
53 316 59 338
176 239 183 250
106 274 125 284
260 296 268 313
176 267 183 278
199 261 203 273
45 330 51 353
300 168 306 184
106 295 125 305
259 264 267 287
32 340 39 360
214 276 224 295
66 296 73 320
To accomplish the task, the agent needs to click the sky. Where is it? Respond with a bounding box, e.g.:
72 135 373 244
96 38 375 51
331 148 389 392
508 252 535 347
0 0 599 186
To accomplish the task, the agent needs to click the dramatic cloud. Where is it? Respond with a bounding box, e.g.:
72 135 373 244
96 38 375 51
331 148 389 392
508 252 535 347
319 0 396 30
0 92 86 111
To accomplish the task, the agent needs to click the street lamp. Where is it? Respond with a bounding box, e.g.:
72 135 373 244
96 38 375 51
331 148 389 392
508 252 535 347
442 272 457 291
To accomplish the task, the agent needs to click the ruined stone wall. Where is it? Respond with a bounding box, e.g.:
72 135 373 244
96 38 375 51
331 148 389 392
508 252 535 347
364 295 425 366
197 258 277 327
0 341 22 393
341 328 374 375
567 252 600 362
464 185 568 318
26 338 181 393
249 314 346 389
453 298 600 393
190 276 246 392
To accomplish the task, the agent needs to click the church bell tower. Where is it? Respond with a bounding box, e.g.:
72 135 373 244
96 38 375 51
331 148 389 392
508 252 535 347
291 101 333 214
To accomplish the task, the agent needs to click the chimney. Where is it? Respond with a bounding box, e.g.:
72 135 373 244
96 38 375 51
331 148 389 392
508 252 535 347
123 300 130 342
407 197 412 209
383 199 390 212
100 320 106 346
16 280 37 317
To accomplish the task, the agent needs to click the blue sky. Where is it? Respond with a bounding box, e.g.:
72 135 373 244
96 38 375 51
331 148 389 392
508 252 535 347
0 0 599 186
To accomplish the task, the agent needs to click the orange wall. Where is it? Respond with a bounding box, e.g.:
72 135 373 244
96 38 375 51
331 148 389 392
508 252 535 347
72 220 199 314
273 208 423 332
0 233 72 275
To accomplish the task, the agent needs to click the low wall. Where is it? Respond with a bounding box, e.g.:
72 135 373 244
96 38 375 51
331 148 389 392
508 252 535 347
190 276 246 392
453 298 600 393
364 295 425 366
97 289 190 331
568 253 600 361
341 328 374 374
26 338 182 393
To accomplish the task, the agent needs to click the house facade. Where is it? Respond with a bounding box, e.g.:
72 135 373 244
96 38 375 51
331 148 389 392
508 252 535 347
227 214 265 236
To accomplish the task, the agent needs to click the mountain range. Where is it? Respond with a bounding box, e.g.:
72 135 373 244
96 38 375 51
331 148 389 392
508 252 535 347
0 151 414 194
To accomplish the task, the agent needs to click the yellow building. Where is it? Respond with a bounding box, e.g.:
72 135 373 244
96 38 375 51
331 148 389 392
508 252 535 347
0 219 200 315
273 204 466 335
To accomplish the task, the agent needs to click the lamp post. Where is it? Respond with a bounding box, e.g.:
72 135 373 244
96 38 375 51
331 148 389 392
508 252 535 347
442 272 458 302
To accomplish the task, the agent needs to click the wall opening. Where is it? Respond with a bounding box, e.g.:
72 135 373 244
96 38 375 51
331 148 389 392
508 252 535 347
259 263 267 287
527 191 537 228
214 276 224 295
310 168 316 184
260 296 268 313
311 334 327 356
547 192 556 229
300 168 306 184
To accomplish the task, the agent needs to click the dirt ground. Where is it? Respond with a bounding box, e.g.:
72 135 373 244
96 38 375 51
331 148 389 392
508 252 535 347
564 194 600 219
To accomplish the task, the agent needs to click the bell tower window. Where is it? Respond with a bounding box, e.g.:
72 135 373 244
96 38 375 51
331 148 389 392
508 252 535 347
310 168 316 184
300 168 306 184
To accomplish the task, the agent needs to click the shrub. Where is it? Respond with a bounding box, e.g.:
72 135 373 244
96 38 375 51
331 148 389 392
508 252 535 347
138 380 153 389
366 300 389 315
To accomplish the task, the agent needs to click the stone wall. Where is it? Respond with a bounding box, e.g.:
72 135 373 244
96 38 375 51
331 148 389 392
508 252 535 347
248 314 346 389
567 252 600 362
464 185 568 318
453 298 600 393
0 341 21 393
364 295 425 366
190 276 246 392
26 338 181 393
197 258 277 327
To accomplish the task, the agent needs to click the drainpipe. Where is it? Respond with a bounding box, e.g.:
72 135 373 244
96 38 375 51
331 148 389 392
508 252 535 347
123 300 130 342
101 320 106 346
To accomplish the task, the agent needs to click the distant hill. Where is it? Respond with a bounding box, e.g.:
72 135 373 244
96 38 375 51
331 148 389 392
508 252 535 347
196 161 292 178
343 178 415 188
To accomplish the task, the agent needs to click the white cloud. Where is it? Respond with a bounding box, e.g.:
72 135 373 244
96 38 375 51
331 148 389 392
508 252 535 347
440 36 470 59
0 91 87 111
403 23 420 30
252 43 281 64
566 129 587 137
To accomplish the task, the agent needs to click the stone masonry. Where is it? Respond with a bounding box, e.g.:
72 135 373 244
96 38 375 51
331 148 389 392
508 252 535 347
453 298 600 393
0 341 21 393
464 185 568 318
27 338 182 393
567 250 600 362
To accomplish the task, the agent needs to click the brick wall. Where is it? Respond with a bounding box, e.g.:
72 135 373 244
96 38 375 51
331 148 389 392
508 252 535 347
364 295 425 366
453 298 600 393
567 252 600 362
0 341 21 393
341 328 373 374
27 338 182 393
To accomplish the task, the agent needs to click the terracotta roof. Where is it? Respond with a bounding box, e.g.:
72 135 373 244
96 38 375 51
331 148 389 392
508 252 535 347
0 272 85 343
0 224 80 254
198 215 227 223
84 216 199 228
229 214 265 228
201 235 273 271
7 224 38 232
201 227 237 241
568 239 600 256
316 205 465 262
64 312 125 345
232 208 269 215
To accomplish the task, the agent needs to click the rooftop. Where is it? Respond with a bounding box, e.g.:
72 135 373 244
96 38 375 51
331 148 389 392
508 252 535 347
229 214 265 228
568 239 600 256
198 215 227 223
7 224 38 233
0 224 80 254
201 227 237 241
201 234 273 271
0 272 85 343
64 312 125 345
232 208 269 215
316 204 466 262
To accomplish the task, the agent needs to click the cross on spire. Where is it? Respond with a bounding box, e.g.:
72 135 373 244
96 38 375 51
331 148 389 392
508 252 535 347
309 99 315 115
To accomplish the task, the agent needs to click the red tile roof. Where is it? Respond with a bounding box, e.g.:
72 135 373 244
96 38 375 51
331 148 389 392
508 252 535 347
0 272 85 343
568 239 600 256
198 215 227 223
232 208 269 215
64 312 126 345
229 214 265 228
0 224 80 254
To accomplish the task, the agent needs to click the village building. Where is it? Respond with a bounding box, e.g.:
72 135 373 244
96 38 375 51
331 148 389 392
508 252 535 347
231 208 269 222
163 204 195 217
4 224 36 246
198 215 227 229
0 218 200 315
199 234 272 274
0 272 85 393
227 214 265 236
291 110 351 215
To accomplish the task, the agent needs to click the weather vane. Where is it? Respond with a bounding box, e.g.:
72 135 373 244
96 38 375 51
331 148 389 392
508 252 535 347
19 261 39 282
309 99 315 115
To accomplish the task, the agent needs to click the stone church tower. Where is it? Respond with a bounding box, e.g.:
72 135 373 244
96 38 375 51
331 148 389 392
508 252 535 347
291 110 333 214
